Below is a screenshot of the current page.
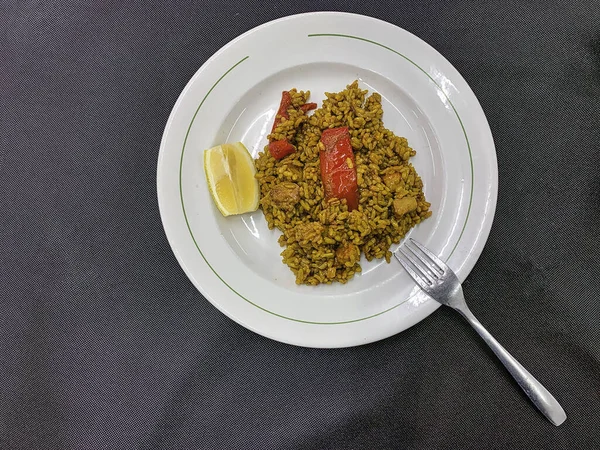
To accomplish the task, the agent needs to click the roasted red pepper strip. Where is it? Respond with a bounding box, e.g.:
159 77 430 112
271 91 293 133
269 93 316 160
268 140 296 160
299 102 318 113
319 127 359 211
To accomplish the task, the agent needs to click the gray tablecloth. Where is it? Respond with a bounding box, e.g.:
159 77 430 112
2 1 599 449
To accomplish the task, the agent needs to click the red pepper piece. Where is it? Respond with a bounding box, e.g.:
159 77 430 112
299 102 318 113
271 91 293 133
268 140 296 160
319 127 359 211
268 93 316 160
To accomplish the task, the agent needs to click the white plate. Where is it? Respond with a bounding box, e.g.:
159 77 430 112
157 12 498 348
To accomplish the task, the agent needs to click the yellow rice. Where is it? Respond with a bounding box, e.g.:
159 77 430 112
254 81 431 285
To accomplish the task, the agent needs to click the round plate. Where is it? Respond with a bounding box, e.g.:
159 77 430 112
157 12 498 348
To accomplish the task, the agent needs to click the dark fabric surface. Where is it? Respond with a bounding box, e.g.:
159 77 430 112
2 1 599 448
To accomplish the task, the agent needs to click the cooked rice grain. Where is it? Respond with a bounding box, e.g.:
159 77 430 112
255 82 431 285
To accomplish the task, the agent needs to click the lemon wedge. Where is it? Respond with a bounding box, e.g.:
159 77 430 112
203 142 259 217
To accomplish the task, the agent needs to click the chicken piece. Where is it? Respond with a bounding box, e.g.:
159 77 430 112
383 170 403 192
335 242 360 266
392 196 418 217
294 221 324 247
269 182 300 211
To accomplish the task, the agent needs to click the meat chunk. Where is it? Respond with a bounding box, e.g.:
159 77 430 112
269 182 300 211
294 221 324 247
392 196 418 217
383 170 403 192
335 243 360 266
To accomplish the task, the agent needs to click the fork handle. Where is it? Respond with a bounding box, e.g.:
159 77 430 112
457 306 567 426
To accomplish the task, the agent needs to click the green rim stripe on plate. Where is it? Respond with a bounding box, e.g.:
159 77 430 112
180 33 474 325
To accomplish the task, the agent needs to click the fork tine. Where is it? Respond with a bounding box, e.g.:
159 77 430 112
408 238 447 273
396 249 432 286
401 246 439 281
395 253 430 289
404 242 443 277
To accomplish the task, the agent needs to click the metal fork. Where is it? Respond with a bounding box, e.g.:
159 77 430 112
395 238 567 426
